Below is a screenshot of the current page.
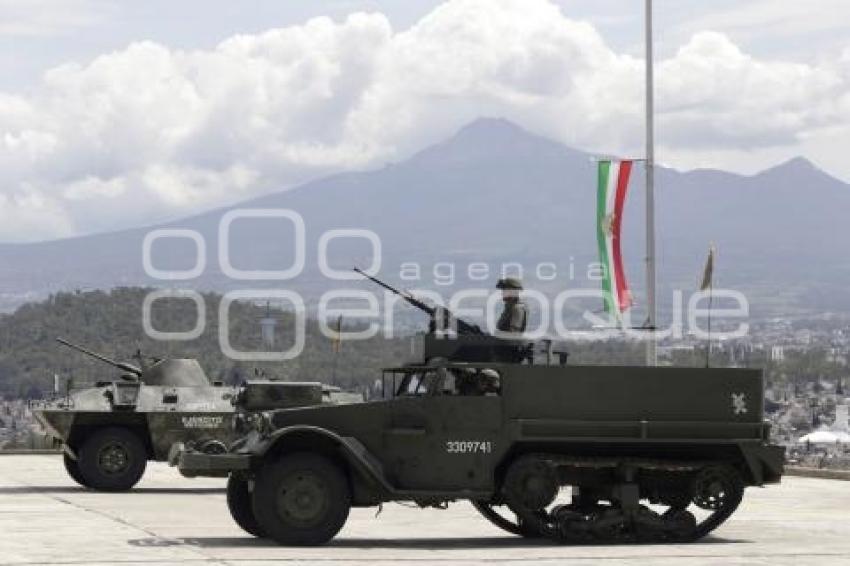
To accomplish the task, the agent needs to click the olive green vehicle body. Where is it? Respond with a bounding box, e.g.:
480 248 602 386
178 356 783 503
34 360 237 462
33 363 346 460
175 273 785 544
33 351 359 490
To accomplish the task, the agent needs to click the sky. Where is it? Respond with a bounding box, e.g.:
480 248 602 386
1 0 848 242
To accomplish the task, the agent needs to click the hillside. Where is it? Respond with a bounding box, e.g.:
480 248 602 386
0 288 413 398
1 289 844 399
0 288 661 397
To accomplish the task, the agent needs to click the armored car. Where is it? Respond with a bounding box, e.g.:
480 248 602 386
33 339 357 491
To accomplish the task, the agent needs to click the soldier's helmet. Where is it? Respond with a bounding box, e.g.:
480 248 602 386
496 277 523 290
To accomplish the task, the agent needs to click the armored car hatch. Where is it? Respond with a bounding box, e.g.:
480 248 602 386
140 358 210 387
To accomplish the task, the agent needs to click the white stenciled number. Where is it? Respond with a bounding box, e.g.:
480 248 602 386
446 440 492 454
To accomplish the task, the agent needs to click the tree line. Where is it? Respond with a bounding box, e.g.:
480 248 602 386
0 287 836 399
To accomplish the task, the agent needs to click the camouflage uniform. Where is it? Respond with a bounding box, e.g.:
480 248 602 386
496 277 527 333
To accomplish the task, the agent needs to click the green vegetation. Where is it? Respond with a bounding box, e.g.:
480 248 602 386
0 287 660 398
0 288 412 398
0 287 840 399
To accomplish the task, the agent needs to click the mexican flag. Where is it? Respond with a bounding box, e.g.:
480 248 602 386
596 160 634 316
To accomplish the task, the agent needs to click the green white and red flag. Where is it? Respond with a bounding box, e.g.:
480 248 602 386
596 160 634 316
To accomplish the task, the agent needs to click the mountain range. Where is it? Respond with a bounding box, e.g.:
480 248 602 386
1 118 847 321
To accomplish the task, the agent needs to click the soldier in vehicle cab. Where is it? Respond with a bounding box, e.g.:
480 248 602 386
496 277 527 333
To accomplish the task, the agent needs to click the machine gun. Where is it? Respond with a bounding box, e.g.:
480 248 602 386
56 338 143 381
353 267 485 335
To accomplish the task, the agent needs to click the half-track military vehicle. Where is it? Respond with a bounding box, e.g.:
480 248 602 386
173 272 784 546
33 339 358 491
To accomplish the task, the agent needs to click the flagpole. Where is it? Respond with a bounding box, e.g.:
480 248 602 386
331 315 342 386
644 0 658 366
706 283 713 368
701 245 716 368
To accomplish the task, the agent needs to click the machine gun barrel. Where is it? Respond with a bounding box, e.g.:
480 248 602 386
353 267 485 335
56 338 143 379
353 267 432 313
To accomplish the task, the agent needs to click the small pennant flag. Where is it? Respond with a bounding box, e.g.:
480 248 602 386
700 244 716 291
331 315 343 353
596 160 634 316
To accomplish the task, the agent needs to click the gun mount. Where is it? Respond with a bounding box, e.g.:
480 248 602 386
354 267 484 335
57 338 142 380
409 333 570 365
56 338 210 387
353 269 569 366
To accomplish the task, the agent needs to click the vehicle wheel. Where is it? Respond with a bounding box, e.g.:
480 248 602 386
63 453 88 487
227 475 265 538
471 500 541 538
252 452 351 546
77 427 147 491
690 464 744 540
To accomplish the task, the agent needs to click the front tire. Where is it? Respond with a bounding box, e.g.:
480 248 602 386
227 475 265 538
63 453 88 487
252 452 350 546
77 427 147 491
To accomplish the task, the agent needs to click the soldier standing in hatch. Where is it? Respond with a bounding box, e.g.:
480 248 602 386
496 277 527 333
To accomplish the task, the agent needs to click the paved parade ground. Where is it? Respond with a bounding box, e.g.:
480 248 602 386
0 454 848 566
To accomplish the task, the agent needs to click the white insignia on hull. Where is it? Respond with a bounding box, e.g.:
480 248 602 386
181 416 224 429
731 393 747 415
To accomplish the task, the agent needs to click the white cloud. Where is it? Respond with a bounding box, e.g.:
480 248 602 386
672 0 850 45
141 164 258 208
0 184 74 241
0 0 110 37
657 32 844 148
0 0 847 241
63 175 125 200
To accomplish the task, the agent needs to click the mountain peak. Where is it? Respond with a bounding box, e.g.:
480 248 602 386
408 117 585 167
757 156 847 187
448 117 567 151
772 156 816 173
453 117 530 139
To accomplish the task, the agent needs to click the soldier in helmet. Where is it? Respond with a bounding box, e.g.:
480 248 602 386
496 277 527 333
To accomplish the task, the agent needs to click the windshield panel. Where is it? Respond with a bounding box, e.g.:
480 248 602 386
396 369 439 397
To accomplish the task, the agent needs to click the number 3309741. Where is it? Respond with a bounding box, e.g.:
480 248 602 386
446 441 492 454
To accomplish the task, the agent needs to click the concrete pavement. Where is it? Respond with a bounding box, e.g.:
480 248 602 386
0 454 848 565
